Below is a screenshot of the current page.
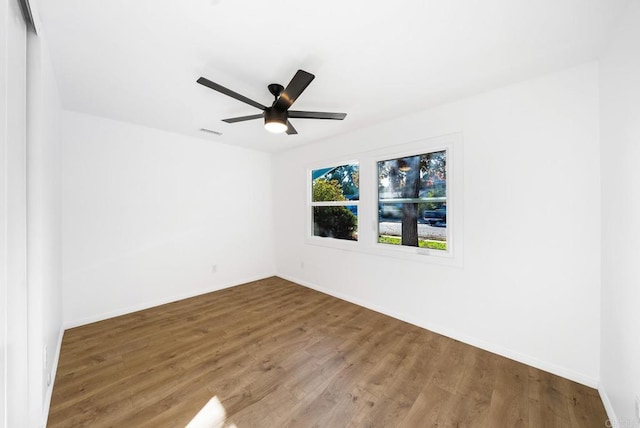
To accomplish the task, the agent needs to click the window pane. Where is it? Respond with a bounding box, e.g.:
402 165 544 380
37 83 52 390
419 150 446 199
312 163 359 202
313 205 358 241
378 151 446 250
378 151 446 201
378 203 446 250
378 155 420 200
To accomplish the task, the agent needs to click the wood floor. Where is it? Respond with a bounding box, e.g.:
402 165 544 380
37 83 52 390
48 277 608 427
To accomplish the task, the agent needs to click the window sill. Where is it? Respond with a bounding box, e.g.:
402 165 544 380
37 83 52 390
305 236 462 268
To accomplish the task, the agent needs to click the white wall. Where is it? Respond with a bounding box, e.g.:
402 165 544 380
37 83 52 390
599 0 640 425
61 112 276 326
1 2 8 424
2 2 64 427
1 0 29 426
26 27 63 426
274 62 602 386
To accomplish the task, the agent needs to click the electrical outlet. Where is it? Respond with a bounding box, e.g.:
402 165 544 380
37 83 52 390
300 261 304 269
211 264 217 273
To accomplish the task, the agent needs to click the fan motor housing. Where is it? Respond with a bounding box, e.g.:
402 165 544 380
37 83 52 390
264 107 287 124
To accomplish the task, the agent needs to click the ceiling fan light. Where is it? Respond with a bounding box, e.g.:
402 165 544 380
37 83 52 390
397 159 411 172
264 120 287 133
264 108 288 133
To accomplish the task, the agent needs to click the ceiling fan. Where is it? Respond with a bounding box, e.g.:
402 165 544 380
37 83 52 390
197 69 347 135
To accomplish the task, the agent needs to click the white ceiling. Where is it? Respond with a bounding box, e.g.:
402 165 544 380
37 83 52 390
37 0 627 152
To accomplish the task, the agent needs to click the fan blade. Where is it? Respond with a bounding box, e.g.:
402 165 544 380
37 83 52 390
288 111 347 120
286 120 298 135
197 77 266 111
273 70 315 111
222 114 264 123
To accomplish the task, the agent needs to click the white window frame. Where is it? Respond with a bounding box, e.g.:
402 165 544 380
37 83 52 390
306 133 463 267
307 160 360 249
374 146 451 257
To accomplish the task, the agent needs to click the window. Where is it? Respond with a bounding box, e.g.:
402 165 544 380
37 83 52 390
306 133 461 265
377 150 447 250
310 163 359 241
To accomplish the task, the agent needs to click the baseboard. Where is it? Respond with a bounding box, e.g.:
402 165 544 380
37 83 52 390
598 383 619 428
278 273 599 389
64 273 276 329
42 325 64 427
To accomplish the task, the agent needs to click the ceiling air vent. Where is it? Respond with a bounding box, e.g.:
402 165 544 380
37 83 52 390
199 128 223 136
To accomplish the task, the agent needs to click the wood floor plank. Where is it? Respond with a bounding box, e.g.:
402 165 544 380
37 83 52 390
48 277 609 427
431 339 468 394
484 356 529 427
399 384 456 428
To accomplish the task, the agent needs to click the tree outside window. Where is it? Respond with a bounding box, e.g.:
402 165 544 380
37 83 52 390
311 163 359 241
378 150 446 250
